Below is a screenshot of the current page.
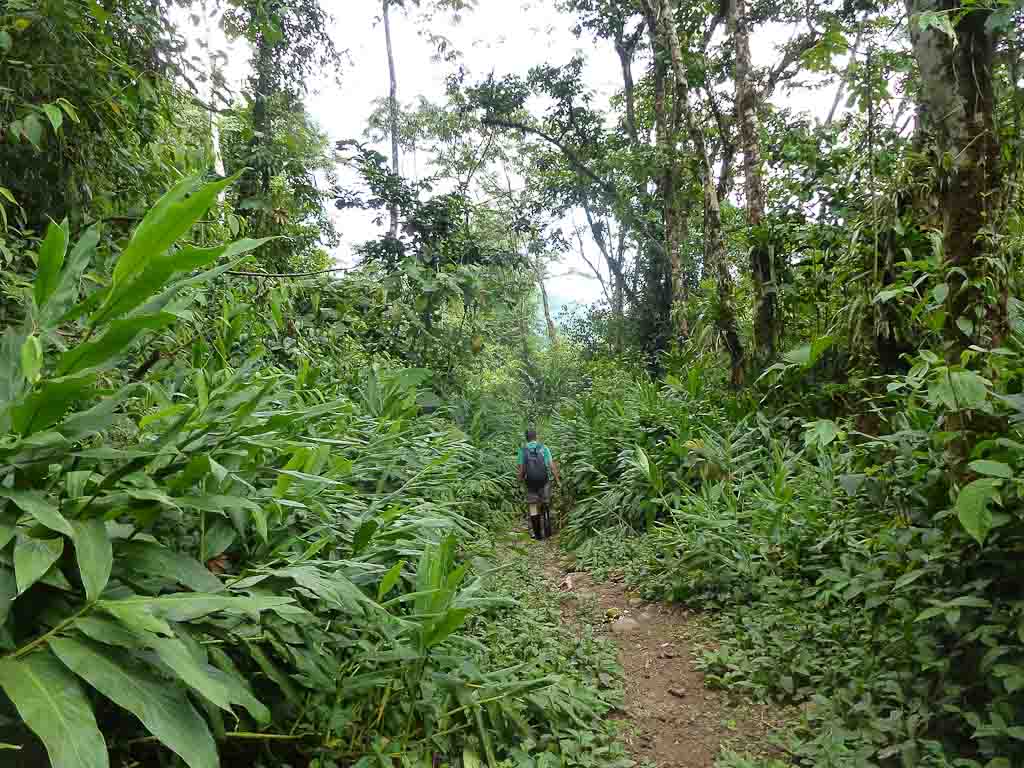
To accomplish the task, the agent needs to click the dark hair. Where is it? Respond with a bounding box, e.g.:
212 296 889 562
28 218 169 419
525 428 537 441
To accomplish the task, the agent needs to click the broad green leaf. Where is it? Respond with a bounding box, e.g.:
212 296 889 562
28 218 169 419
99 600 173 637
40 226 99 327
9 372 97 437
0 327 29 403
57 384 135 442
57 98 80 123
803 419 840 449
56 313 176 375
968 459 1013 479
956 478 1001 545
99 593 295 623
92 176 242 324
0 510 16 551
23 114 43 147
19 335 42 383
74 616 144 648
424 607 470 648
150 636 270 723
34 218 69 310
916 9 956 39
14 535 64 594
42 103 63 132
115 541 223 593
0 650 108 768
111 175 235 288
929 370 989 411
72 520 111 601
201 518 236 560
378 559 405 601
275 566 368 613
893 569 927 591
353 519 378 554
0 567 15 625
246 643 301 705
0 489 74 536
50 636 217 768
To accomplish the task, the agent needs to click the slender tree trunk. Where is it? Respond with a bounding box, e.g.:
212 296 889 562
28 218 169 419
537 271 559 347
201 0 226 180
825 21 865 127
383 0 400 239
704 172 744 388
614 29 640 145
906 0 1001 355
662 0 745 382
639 0 689 342
730 0 776 366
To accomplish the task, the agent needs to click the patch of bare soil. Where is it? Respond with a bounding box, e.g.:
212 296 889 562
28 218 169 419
539 540 786 768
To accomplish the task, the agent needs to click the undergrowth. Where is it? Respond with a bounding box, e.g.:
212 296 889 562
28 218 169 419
557 357 1024 768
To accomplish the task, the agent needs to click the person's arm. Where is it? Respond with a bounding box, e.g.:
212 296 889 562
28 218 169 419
544 447 559 483
516 448 525 483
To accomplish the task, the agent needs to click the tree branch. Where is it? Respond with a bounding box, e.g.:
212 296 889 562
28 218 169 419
225 266 357 278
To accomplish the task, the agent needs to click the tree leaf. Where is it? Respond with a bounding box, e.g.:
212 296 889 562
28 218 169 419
56 312 176 375
19 334 42 383
35 218 69 310
968 459 1013 479
0 567 16 625
40 226 99 327
99 593 296 623
92 175 241 324
0 650 108 768
929 370 989 411
14 535 64 594
956 478 1001 545
23 114 43 148
72 520 112 601
50 636 217 768
0 489 74 536
150 636 270 723
9 373 97 437
378 559 405 601
42 104 63 133
424 607 470 648
115 541 223 593
353 519 378 554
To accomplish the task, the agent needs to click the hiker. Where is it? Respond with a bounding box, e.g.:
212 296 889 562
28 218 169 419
517 428 559 539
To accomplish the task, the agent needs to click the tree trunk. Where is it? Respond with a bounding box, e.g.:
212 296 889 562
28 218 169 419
704 171 745 388
641 0 690 341
614 27 640 145
906 0 1001 357
662 0 745 381
383 0 400 239
537 271 559 347
201 0 226 180
729 0 776 366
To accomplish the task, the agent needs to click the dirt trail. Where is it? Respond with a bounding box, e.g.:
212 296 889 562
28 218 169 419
538 539 786 768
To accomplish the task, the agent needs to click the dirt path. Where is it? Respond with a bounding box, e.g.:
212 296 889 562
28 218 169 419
537 538 786 768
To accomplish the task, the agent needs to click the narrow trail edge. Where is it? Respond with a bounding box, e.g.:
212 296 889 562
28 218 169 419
537 537 788 768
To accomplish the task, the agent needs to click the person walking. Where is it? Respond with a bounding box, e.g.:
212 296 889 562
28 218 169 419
517 428 559 539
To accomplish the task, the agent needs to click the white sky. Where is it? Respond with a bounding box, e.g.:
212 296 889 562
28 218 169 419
193 0 841 306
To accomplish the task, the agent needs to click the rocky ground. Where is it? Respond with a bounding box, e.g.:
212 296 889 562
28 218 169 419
539 540 789 768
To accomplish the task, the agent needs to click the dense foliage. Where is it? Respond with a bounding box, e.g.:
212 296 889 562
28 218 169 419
4 0 1024 766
